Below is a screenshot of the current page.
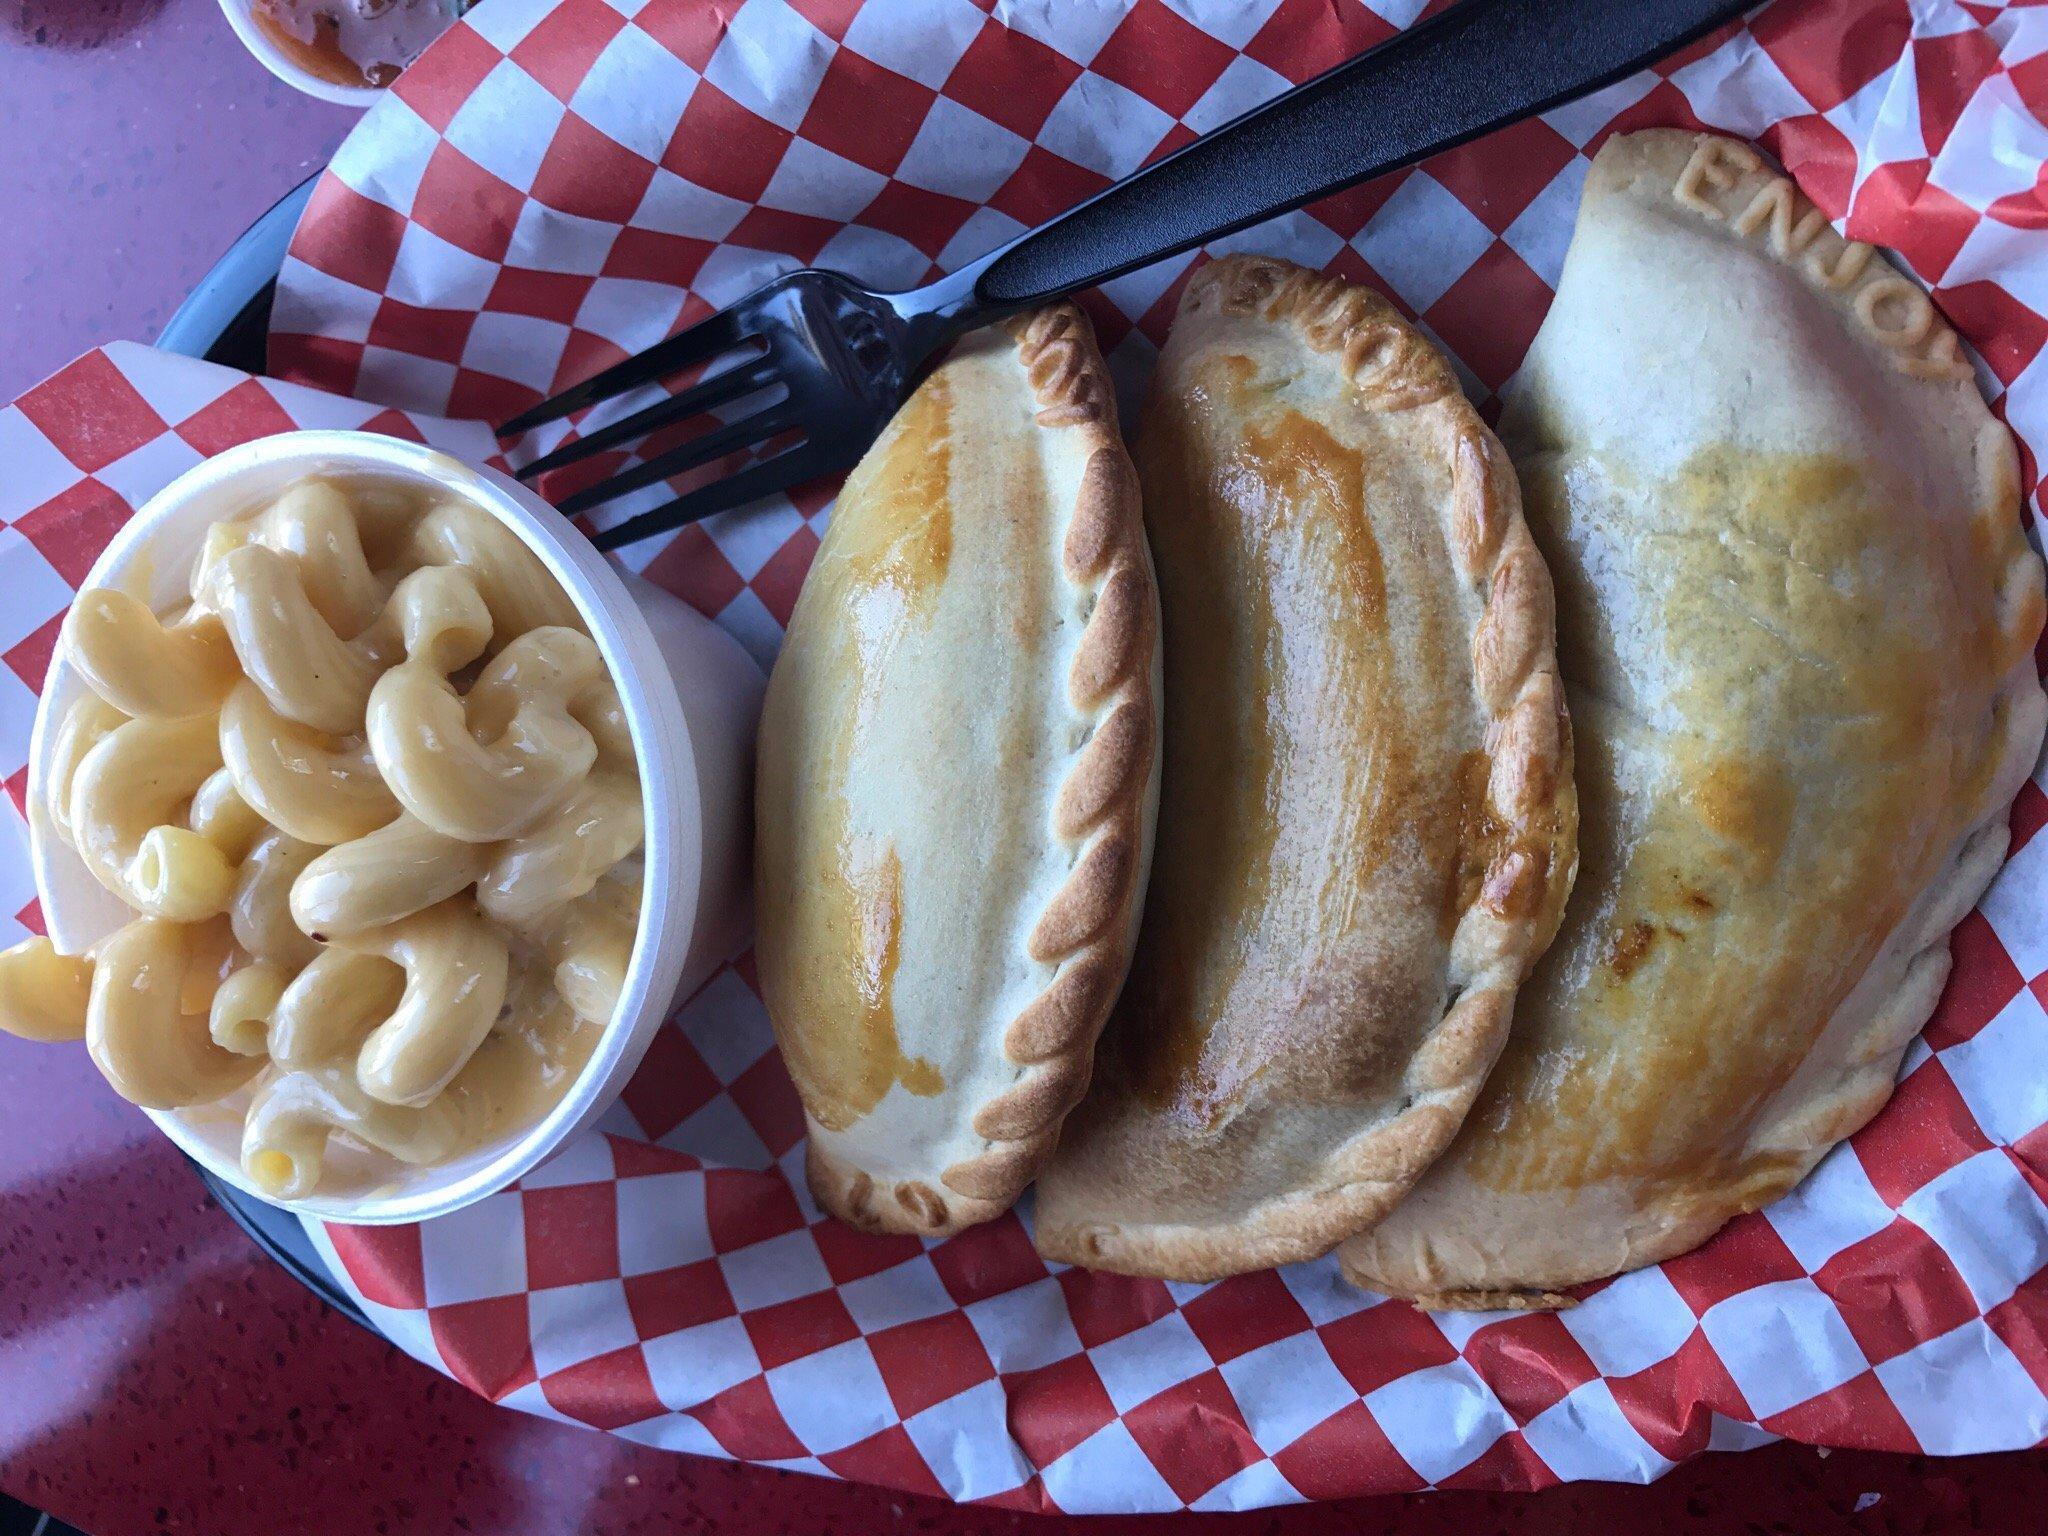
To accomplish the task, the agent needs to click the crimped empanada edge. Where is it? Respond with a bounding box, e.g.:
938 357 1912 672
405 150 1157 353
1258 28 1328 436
1034 256 1578 1281
808 303 1161 1239
1343 133 2048 1309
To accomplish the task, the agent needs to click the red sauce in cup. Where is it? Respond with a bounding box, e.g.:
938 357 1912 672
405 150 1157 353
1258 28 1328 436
249 0 459 90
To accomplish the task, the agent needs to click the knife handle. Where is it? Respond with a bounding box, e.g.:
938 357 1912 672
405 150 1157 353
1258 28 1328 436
959 0 1750 312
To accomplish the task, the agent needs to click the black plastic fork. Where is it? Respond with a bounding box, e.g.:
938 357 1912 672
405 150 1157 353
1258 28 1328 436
504 0 1753 550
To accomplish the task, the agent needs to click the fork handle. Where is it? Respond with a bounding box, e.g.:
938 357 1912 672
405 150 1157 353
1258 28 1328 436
952 0 1751 314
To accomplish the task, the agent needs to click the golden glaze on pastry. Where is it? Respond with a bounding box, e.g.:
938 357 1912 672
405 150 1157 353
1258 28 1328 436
1341 130 2048 1307
1034 256 1575 1280
756 304 1160 1237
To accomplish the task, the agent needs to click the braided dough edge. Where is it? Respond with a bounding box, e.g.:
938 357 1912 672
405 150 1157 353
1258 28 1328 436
1342 134 2048 1309
808 303 1160 1238
1034 256 1577 1278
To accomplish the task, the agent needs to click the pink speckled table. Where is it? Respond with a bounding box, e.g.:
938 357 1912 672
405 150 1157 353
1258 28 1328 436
0 0 352 401
4 2 2048 1532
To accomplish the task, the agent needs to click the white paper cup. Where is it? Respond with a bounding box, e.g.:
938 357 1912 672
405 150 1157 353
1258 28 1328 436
216 0 384 106
215 0 462 106
27 430 765 1224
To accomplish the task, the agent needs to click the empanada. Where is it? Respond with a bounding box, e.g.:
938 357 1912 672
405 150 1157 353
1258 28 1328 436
756 305 1160 1237
1035 256 1577 1280
1342 130 2048 1306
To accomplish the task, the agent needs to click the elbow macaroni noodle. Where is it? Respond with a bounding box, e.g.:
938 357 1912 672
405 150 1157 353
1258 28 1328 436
476 770 644 931
367 647 598 842
0 938 92 1043
231 830 323 971
269 949 406 1070
535 879 639 1029
340 900 513 1108
205 543 392 734
196 478 387 633
188 767 269 864
211 962 289 1057
66 589 238 721
290 812 492 939
220 680 401 845
242 1065 474 1201
86 918 260 1109
1 476 642 1198
409 501 582 638
41 695 125 849
69 714 234 922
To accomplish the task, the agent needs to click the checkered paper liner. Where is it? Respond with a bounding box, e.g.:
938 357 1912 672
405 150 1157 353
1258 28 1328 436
0 0 2037 1513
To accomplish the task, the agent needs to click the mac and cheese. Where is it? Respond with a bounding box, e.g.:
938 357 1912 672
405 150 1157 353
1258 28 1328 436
219 681 400 845
0 473 646 1198
66 589 238 721
69 713 235 922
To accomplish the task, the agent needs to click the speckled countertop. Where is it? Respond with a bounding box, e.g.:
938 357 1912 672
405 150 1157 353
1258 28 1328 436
2 2 2046 1531
0 0 350 400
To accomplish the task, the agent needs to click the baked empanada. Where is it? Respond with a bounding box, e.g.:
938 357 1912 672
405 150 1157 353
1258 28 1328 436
1342 130 2048 1307
756 305 1160 1237
1034 256 1576 1280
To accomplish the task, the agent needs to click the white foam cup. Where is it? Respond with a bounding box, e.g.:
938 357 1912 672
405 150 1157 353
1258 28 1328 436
215 0 387 107
27 430 765 1223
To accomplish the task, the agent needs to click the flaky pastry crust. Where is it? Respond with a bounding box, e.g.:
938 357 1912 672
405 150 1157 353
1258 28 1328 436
784 305 1160 1237
1339 131 2048 1307
1034 256 1576 1279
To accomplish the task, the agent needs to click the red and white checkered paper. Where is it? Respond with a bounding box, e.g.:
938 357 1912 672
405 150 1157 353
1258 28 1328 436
7 0 2048 1512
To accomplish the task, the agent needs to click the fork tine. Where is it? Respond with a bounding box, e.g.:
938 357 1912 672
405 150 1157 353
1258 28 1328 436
516 359 784 482
555 405 801 516
497 306 753 437
593 441 842 551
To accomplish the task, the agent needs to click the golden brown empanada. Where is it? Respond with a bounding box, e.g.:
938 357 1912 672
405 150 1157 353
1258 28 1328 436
1034 256 1576 1280
756 305 1160 1237
1341 130 2048 1307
